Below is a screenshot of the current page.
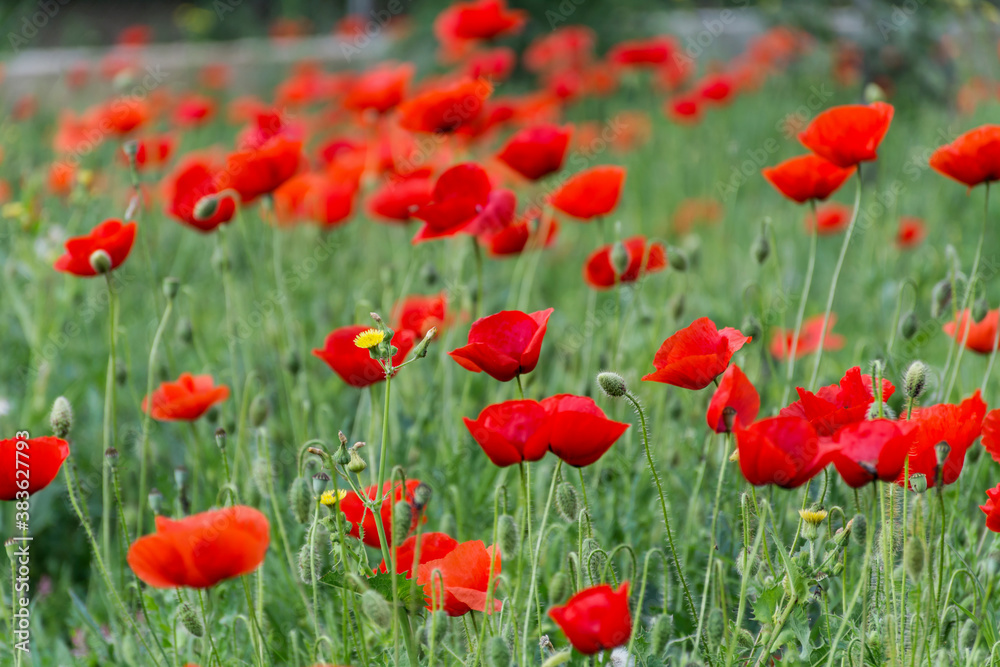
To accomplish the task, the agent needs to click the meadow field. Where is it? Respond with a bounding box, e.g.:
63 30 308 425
2 1 1000 665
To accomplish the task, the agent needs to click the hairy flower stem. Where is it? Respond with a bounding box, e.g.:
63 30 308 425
781 199 819 406
809 167 863 390
308 498 323 660
623 391 706 664
102 274 118 568
471 236 484 320
522 460 562 664
694 433 730 652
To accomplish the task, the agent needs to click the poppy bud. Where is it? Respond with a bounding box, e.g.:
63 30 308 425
610 240 630 277
347 447 367 474
148 488 163 515
334 435 351 467
361 589 392 628
50 396 73 438
740 315 762 340
392 500 413 546
412 482 433 511
115 359 128 386
904 361 928 400
668 246 688 272
900 311 919 340
312 471 330 496
252 458 271 497
163 277 180 301
497 514 519 557
973 296 989 324
485 636 511 667
863 82 887 103
249 396 269 427
104 447 119 469
670 293 685 319
289 477 312 524
706 608 724 650
89 249 112 274
905 534 924 581
909 473 928 494
555 482 579 523
650 614 672 656
284 351 301 376
850 514 867 546
596 371 628 398
931 279 952 319
751 232 770 264
178 602 203 637
177 317 194 344
547 571 571 605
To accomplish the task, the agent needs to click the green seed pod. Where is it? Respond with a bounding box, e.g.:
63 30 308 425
412 482 433 511
909 473 928 494
249 396 270 427
289 477 312 524
610 241 630 277
751 232 770 264
668 246 689 272
485 636 511 667
178 602 203 637
392 500 413 546
297 539 324 584
548 571 571 605
931 279 952 319
347 448 367 474
361 589 392 629
973 296 989 324
50 396 73 439
864 82 887 103
735 626 755 649
904 361 929 401
176 317 194 344
497 514 519 558
900 311 919 340
906 536 925 582
650 614 672 656
597 371 628 398
850 514 867 547
706 608 724 650
555 482 579 523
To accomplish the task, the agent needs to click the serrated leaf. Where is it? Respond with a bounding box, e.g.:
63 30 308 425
751 585 783 626
786 606 813 660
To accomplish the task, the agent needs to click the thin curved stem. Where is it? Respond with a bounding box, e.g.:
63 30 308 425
781 199 819 405
521 460 561 664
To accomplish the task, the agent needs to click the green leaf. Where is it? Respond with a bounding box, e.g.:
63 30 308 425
786 606 813 661
751 584 783 626
319 569 418 609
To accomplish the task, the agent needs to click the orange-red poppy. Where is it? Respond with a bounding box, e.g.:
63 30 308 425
142 373 230 421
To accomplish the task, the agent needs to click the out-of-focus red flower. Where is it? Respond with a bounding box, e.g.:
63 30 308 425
899 391 986 488
542 68 583 102
0 436 69 500
896 216 926 249
482 210 558 257
378 533 460 575
339 480 422 549
12 95 37 122
127 506 269 589
666 94 701 124
313 325 415 388
798 102 894 168
397 78 494 134
831 419 915 488
200 63 231 90
463 400 549 467
344 63 414 114
770 314 845 360
435 0 526 42
141 373 230 422
220 135 302 203
736 416 834 488
94 97 150 135
929 125 1000 188
117 24 151 46
981 484 1000 532
943 309 999 354
48 162 77 197
173 94 216 128
392 292 450 338
550 166 625 220
657 57 693 91
524 26 595 73
697 73 735 105
539 394 629 467
806 202 852 235
464 47 516 82
54 219 137 277
163 155 237 233
762 154 856 204
706 365 760 433
983 409 1000 463
125 135 174 171
643 318 751 390
583 236 666 290
609 36 677 66
412 163 492 242
780 366 894 437
236 110 301 151
496 124 571 181
416 539 501 616
449 308 553 382
368 175 434 223
672 197 723 234
549 583 632 654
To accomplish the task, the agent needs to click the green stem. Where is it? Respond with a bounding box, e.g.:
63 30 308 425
521 460 562 664
781 200 818 405
694 433 729 652
136 295 174 537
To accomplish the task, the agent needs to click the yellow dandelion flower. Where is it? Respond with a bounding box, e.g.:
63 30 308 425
798 509 828 525
354 328 385 350
321 489 348 507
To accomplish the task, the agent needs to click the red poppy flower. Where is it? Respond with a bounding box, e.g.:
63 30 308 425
463 399 549 467
127 506 269 589
95 97 150 135
549 582 632 655
397 78 494 134
173 94 216 128
983 409 1000 463
54 219 137 277
550 166 626 220
706 365 760 433
391 292 450 339
735 416 834 488
344 63 414 114
449 308 553 382
804 202 852 235
141 373 230 422
163 156 237 233
436 0 526 41
220 135 302 203
539 394 629 467
830 419 915 488
609 36 677 66
762 154 856 204
313 325 415 388
482 212 558 257
642 317 751 390
339 480 422 549
898 390 986 488
416 540 502 616
666 95 701 124
929 125 1000 188
464 188 517 238
770 314 845 360
125 135 174 171
496 124 572 181
798 102 894 168
583 236 666 290
980 484 1000 532
697 73 735 105
896 216 926 249
0 436 69 501
780 366 894 437
412 163 492 243
368 175 434 223
942 309 999 354
378 532 460 575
